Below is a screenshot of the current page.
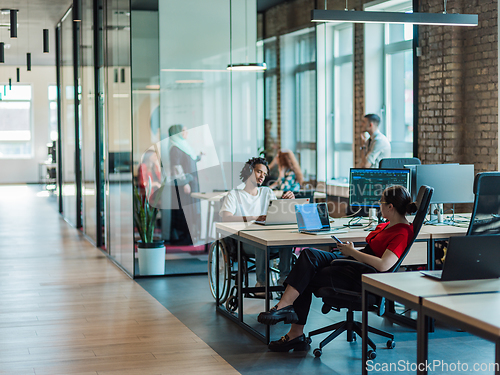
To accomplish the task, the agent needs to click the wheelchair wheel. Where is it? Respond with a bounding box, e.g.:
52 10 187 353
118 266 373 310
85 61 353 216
208 240 231 304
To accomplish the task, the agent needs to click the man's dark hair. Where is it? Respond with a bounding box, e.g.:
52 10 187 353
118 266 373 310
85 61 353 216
240 157 269 182
364 114 381 127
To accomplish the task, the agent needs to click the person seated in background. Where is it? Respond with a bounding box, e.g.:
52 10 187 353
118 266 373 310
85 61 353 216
257 185 416 352
358 114 391 168
220 157 295 291
269 150 304 193
137 149 162 197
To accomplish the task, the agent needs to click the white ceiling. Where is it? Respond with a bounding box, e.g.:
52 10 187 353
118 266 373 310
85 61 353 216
0 0 71 66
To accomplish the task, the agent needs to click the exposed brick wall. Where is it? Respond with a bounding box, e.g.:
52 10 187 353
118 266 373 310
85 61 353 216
418 0 498 172
262 0 498 175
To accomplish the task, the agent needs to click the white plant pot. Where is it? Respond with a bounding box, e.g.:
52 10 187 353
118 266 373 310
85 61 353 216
138 244 165 276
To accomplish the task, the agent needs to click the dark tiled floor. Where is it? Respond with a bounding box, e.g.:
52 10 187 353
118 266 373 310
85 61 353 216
138 275 497 375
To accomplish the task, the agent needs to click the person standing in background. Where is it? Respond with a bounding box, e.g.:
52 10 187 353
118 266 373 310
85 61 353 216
168 125 203 245
358 114 391 168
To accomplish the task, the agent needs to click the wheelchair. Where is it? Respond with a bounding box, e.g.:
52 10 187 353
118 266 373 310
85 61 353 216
207 238 283 312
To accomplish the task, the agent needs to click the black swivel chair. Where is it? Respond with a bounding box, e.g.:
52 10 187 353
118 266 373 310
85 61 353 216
379 157 421 169
307 185 433 358
466 172 500 236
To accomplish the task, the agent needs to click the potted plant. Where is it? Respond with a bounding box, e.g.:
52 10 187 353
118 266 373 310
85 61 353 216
133 180 165 275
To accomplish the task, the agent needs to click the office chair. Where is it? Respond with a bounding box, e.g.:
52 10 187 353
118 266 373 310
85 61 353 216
307 185 433 358
379 157 421 169
466 172 500 236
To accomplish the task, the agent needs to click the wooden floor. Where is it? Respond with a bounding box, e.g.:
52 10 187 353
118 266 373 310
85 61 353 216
0 185 239 375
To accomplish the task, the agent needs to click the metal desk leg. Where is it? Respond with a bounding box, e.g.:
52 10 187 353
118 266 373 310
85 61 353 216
215 236 220 307
237 240 243 322
265 246 270 344
496 338 500 375
362 286 368 375
417 305 429 375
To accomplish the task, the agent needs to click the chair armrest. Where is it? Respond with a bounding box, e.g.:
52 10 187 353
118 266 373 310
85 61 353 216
330 258 378 274
329 286 361 297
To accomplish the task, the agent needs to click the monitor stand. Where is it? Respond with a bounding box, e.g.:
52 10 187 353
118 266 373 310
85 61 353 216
364 208 378 231
427 203 453 225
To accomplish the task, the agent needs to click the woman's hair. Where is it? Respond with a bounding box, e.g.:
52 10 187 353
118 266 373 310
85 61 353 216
382 185 418 216
168 124 184 137
240 157 269 182
278 150 304 185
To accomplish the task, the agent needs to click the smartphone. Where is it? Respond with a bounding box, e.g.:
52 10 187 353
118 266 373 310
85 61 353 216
331 235 344 244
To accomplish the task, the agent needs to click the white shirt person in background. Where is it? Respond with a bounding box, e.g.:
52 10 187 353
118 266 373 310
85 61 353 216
358 114 391 168
220 157 294 292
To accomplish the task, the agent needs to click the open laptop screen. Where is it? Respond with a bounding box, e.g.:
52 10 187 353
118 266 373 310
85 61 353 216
295 203 329 231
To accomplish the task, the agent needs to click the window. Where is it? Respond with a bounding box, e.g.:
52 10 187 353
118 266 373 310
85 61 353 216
364 0 413 158
384 23 413 155
262 37 279 160
332 24 354 180
0 85 32 158
281 28 317 181
48 85 58 142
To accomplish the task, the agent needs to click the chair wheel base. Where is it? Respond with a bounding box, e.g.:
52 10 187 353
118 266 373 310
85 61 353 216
387 339 396 349
313 348 322 357
367 350 377 360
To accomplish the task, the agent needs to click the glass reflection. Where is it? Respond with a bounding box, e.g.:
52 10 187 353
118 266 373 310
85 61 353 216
105 0 133 273
60 10 77 227
81 0 97 243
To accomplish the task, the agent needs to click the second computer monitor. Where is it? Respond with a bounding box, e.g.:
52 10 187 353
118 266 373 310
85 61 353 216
349 168 411 209
415 164 474 204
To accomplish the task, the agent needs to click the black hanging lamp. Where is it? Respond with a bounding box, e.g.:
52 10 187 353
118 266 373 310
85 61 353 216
43 29 49 53
0 42 4 63
73 0 81 22
26 53 31 71
9 78 11 89
16 67 20 82
10 9 17 38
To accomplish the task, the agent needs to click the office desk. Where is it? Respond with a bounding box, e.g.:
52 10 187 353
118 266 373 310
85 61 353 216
420 293 500 375
362 272 500 374
214 220 430 344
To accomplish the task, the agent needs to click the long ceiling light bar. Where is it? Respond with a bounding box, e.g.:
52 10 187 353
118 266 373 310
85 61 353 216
227 63 267 72
311 9 478 27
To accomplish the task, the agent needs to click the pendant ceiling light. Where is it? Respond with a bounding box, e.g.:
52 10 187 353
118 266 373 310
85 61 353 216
8 78 11 89
311 9 477 26
43 29 49 53
226 0 266 72
0 42 4 63
227 63 267 71
16 67 20 82
9 9 17 38
73 0 81 22
26 52 31 71
311 0 477 27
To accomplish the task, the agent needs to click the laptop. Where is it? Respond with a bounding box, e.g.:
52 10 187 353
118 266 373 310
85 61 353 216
255 198 310 225
295 203 347 235
420 235 500 281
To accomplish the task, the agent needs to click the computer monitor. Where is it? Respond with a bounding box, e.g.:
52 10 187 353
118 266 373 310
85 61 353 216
415 164 474 204
349 168 411 209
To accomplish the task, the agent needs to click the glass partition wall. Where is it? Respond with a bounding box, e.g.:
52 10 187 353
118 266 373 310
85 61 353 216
105 0 134 273
56 0 364 278
60 9 78 228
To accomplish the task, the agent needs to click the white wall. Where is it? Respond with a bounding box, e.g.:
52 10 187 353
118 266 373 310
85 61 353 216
0 66 56 184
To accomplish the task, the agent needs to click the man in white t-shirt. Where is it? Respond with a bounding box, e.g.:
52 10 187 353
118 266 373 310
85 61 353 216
220 157 295 290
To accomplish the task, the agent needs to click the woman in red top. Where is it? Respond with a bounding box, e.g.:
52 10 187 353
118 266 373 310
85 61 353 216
257 185 417 352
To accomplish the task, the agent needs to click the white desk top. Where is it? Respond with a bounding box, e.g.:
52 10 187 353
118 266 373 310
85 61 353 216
423 292 500 336
363 272 500 305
